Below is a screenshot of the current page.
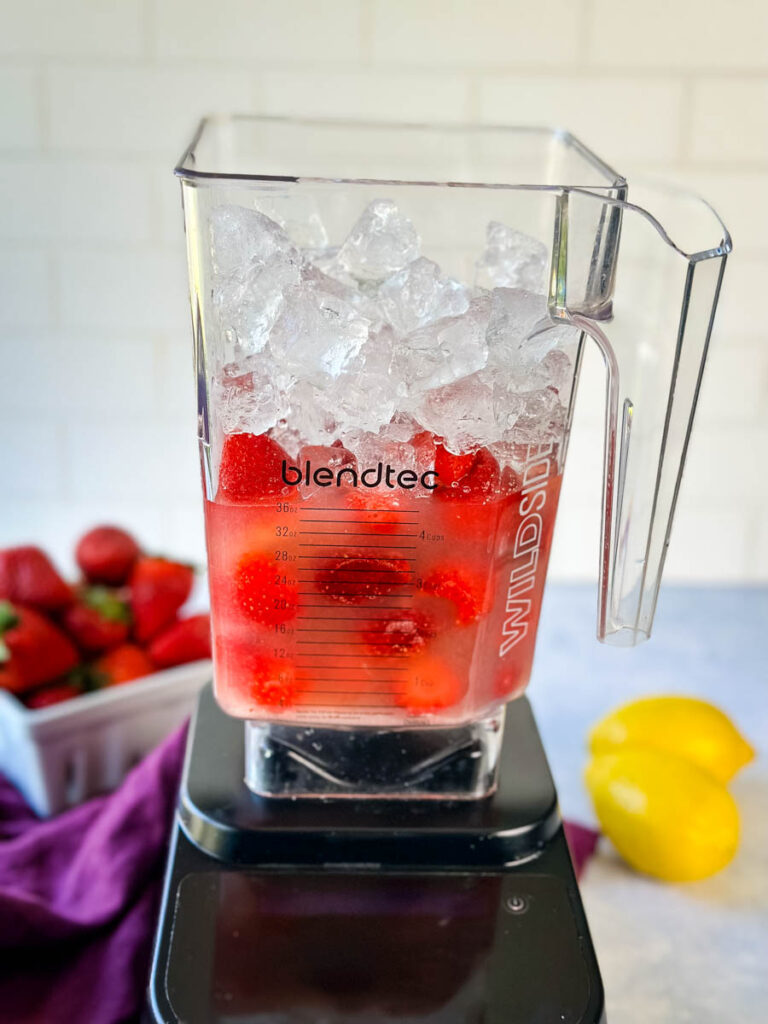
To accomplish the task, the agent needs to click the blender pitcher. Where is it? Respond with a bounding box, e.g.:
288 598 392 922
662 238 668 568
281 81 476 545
175 117 730 799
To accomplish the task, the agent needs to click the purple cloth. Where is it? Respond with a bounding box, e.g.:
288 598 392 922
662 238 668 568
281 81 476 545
0 726 598 1024
0 724 187 1024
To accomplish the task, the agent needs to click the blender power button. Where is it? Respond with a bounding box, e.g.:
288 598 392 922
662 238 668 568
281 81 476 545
504 894 530 915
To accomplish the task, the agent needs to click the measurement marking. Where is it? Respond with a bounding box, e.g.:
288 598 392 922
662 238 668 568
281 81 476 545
296 610 411 618
297 640 412 646
298 543 418 549
299 531 419 538
296 573 415 581
296 598 411 606
300 519 420 525
296 627 404 633
299 702 400 708
298 555 415 563
296 690 404 696
294 670 408 676
299 507 416 514
295 653 408 659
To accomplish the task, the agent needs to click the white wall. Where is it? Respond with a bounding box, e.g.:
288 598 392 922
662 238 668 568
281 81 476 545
0 0 766 582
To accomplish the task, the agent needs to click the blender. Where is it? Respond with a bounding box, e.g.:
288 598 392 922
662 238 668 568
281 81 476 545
148 117 730 1023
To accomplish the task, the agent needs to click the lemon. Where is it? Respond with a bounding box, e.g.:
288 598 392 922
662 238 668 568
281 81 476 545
585 748 740 882
589 696 754 784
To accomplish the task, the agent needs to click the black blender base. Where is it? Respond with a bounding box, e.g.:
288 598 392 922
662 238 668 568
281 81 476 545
148 686 605 1023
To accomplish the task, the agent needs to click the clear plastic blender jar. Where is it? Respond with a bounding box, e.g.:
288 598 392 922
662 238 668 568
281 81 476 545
175 117 730 797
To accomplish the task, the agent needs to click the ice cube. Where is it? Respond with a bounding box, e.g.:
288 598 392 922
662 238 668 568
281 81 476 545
315 325 400 436
211 360 287 438
476 222 548 292
253 194 329 249
378 257 470 335
336 200 421 282
281 380 338 447
396 294 491 396
507 387 566 446
539 349 575 399
412 373 497 454
210 206 301 356
301 261 384 325
268 284 370 385
345 426 435 482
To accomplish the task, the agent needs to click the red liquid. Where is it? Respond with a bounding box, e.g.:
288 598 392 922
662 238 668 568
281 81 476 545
205 440 561 726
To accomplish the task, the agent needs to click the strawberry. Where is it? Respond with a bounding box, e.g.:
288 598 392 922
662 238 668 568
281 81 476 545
362 610 436 655
0 601 79 694
217 432 292 503
422 567 486 624
434 443 500 502
218 640 296 709
243 651 296 709
234 555 299 625
397 654 464 713
93 643 154 687
75 526 141 586
148 613 211 668
61 586 130 654
317 555 413 604
129 557 194 643
0 546 72 611
25 681 83 710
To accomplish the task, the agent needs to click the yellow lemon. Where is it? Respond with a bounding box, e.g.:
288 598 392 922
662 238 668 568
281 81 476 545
589 696 754 784
585 748 740 882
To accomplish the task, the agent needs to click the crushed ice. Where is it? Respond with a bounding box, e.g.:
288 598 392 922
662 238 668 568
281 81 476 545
207 200 578 469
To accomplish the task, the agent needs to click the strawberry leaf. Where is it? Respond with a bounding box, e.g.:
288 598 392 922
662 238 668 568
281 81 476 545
0 600 20 635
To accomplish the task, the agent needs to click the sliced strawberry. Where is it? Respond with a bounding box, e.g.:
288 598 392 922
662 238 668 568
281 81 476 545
148 613 211 668
217 432 293 503
397 654 464 713
362 610 436 655
422 567 486 624
62 586 130 654
25 681 83 709
0 546 72 611
93 643 154 687
0 601 79 694
434 444 500 502
75 526 141 586
235 555 299 625
316 555 412 604
130 557 194 643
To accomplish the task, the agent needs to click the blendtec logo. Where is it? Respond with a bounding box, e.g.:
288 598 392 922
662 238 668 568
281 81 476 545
282 460 439 490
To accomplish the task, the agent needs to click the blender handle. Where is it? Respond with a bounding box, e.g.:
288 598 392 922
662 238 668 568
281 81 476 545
568 249 728 646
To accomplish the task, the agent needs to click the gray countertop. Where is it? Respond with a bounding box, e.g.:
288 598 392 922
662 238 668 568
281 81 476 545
530 584 768 1022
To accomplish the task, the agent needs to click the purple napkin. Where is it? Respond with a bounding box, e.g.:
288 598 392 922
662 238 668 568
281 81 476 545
0 726 598 1024
0 724 187 1024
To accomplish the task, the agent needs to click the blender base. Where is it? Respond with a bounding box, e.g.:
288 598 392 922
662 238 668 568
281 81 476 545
147 684 605 1023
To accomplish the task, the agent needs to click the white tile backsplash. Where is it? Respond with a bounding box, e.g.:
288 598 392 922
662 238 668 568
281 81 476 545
0 0 766 582
370 0 583 68
690 79 768 164
154 0 364 64
48 67 256 155
57 248 187 331
0 249 50 326
0 67 42 150
478 77 685 163
588 0 768 70
2 0 144 59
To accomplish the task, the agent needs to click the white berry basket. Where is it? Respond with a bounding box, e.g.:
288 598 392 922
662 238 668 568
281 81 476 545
0 661 211 817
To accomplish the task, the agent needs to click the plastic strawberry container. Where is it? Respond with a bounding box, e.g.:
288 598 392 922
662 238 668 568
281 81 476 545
0 661 210 816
